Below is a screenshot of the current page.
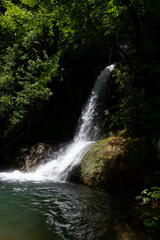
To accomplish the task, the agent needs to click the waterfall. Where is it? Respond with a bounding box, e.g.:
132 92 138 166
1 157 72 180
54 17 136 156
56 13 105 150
0 64 115 182
74 64 115 142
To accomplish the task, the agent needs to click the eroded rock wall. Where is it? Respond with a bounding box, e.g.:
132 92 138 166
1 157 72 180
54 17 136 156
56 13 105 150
16 143 54 171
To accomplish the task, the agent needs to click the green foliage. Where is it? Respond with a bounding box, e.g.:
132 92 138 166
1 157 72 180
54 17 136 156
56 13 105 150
0 0 62 143
0 43 59 133
108 66 144 132
20 0 39 8
136 187 160 232
136 187 160 205
0 0 159 167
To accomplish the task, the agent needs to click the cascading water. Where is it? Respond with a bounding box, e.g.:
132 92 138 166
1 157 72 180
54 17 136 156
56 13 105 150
0 64 115 182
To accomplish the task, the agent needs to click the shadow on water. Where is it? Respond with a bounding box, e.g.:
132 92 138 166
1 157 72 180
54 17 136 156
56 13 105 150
0 181 135 240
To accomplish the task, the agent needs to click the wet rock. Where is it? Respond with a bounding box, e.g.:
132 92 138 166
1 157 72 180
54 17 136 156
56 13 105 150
80 136 143 196
16 143 54 171
69 164 81 183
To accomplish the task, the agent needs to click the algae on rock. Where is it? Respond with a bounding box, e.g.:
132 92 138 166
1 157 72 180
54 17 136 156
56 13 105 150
80 136 141 195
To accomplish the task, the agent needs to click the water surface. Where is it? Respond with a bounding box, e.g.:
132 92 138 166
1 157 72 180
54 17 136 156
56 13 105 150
0 181 134 240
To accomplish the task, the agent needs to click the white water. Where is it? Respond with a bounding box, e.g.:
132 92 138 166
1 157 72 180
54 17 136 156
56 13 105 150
0 64 115 182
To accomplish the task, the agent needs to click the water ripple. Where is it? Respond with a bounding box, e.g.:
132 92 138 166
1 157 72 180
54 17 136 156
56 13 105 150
0 181 134 240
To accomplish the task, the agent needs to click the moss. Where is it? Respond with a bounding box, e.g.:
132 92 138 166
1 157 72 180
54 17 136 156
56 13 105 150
80 136 152 196
81 136 129 193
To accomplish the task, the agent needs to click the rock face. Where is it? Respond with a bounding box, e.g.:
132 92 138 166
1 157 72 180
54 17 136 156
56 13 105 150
80 137 142 195
16 143 53 171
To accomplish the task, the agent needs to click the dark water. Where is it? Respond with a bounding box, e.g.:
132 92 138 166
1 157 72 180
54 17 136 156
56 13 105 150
0 181 134 240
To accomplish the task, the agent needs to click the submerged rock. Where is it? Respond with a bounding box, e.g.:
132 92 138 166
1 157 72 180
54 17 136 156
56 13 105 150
16 143 53 171
114 216 152 240
80 136 143 196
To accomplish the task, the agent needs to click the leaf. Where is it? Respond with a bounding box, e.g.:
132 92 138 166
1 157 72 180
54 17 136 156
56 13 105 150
143 218 159 229
141 189 148 195
142 197 150 204
135 195 142 201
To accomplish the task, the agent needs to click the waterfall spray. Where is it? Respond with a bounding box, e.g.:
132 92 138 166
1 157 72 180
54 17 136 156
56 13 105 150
0 65 115 182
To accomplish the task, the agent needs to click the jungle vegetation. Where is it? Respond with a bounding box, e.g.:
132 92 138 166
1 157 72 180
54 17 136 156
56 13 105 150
0 0 160 234
0 0 159 167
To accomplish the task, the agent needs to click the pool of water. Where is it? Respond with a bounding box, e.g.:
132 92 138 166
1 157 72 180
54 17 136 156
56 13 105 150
0 181 134 240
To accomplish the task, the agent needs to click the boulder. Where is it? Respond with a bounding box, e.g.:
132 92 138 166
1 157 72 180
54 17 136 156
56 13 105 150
16 143 53 171
80 136 143 196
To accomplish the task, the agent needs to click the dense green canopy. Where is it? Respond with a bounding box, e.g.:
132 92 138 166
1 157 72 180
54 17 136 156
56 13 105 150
0 0 159 165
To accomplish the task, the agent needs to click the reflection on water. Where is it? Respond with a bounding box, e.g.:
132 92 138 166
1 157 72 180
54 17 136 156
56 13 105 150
0 181 134 240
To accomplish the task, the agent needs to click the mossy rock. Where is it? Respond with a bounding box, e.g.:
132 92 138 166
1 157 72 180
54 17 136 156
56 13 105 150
80 136 142 195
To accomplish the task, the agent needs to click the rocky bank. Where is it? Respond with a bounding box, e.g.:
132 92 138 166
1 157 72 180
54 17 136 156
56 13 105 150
80 136 152 196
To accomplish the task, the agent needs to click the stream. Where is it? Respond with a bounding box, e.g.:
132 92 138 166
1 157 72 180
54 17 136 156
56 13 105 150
0 180 135 240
